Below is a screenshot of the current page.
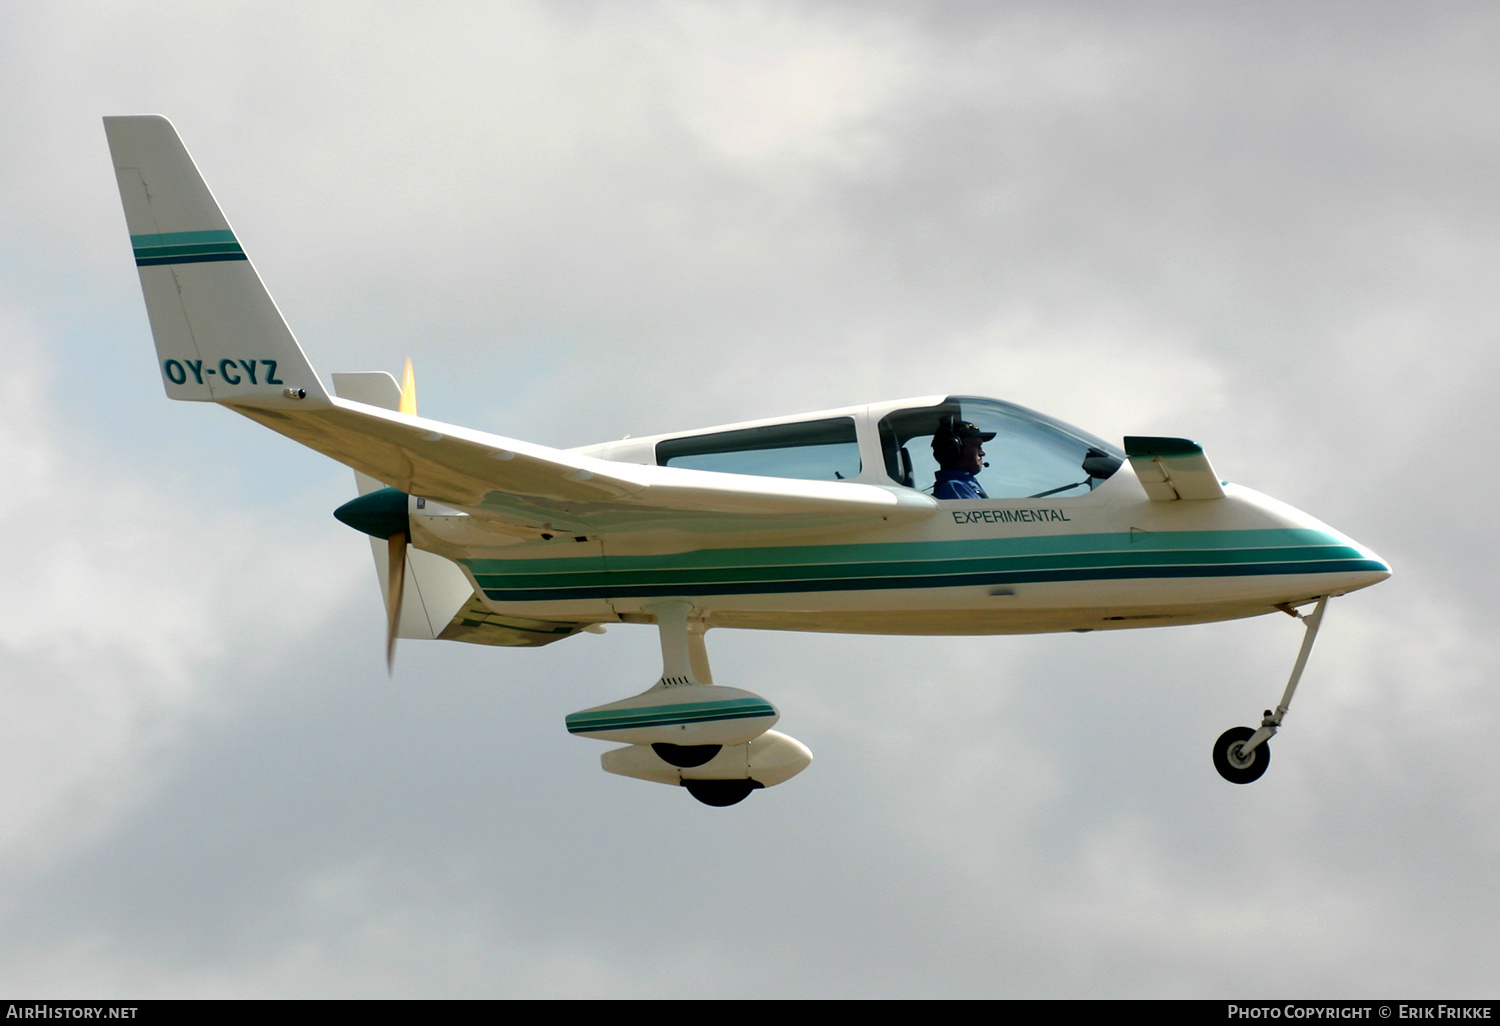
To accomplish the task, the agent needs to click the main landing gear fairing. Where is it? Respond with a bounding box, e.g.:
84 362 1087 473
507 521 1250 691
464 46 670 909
565 601 813 806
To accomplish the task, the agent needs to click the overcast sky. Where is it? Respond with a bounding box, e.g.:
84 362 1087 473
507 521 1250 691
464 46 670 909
1 0 1497 998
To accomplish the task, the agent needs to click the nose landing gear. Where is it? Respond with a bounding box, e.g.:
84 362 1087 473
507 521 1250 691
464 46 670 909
1213 724 1270 784
1214 595 1327 785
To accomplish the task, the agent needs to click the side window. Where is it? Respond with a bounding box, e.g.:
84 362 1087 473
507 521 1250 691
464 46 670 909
656 417 862 482
879 398 1123 499
879 402 958 491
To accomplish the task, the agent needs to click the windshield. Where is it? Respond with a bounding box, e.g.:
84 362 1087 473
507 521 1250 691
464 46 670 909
878 397 1123 499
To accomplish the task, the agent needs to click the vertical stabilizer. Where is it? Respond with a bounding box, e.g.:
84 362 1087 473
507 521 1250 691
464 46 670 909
104 115 328 406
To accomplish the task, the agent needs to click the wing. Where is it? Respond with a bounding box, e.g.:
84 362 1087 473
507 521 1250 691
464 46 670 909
231 398 939 534
1123 436 1227 501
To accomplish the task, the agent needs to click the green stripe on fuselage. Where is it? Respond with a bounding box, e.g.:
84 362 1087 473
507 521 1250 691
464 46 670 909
465 528 1386 602
470 544 1361 591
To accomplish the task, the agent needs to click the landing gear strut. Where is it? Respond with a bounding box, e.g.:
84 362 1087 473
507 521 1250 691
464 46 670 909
1214 595 1328 785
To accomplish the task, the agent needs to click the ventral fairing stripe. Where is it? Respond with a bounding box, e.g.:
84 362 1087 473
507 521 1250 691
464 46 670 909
565 698 778 735
131 230 246 266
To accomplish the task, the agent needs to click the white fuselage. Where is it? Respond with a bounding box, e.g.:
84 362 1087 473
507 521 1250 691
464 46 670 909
406 396 1391 636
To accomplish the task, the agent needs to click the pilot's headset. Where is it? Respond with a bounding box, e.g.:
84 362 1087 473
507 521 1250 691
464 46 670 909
932 415 964 465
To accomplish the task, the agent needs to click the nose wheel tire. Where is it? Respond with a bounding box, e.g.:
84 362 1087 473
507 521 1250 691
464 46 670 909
1213 726 1270 784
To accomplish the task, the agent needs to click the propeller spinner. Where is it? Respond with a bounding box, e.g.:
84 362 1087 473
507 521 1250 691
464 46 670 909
333 485 413 670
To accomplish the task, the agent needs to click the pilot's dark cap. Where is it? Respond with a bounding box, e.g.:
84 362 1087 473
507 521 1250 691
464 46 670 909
947 420 996 442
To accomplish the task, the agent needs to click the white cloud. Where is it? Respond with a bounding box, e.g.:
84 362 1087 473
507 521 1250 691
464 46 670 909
660 1 914 169
0 313 360 879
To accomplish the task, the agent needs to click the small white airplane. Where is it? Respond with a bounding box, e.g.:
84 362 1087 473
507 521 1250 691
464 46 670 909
105 115 1391 806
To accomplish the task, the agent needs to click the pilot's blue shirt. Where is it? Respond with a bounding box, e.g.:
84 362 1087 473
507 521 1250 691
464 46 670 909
933 470 987 500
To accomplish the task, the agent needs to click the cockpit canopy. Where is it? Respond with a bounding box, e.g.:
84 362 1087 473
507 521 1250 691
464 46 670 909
879 397 1124 499
640 396 1123 500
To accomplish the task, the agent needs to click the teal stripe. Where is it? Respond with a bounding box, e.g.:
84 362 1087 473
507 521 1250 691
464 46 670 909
130 230 238 246
1125 436 1203 458
469 544 1365 592
131 230 244 266
488 558 1388 603
465 528 1348 577
138 242 242 258
566 698 776 734
465 530 1361 584
463 528 1386 603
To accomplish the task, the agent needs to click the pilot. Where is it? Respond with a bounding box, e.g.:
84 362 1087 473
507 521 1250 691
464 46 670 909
932 420 996 499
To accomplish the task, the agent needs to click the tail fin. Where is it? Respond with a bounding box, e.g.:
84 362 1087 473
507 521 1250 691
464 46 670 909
104 115 328 406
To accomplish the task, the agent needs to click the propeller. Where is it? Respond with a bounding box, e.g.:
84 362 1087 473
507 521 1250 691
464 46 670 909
385 530 407 671
386 357 417 669
333 486 412 670
332 358 419 672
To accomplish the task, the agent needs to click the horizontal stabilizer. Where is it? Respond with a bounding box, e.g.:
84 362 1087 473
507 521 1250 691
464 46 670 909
1124 437 1226 501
